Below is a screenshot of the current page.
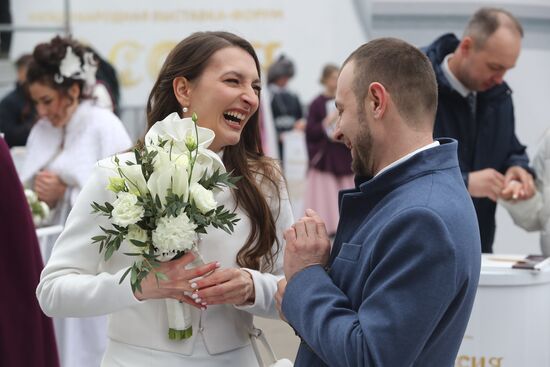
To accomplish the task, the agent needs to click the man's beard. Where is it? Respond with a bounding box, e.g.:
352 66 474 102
351 115 373 177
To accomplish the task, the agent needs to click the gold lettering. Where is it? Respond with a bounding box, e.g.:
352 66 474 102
252 41 282 71
456 355 470 367
455 356 503 367
108 41 143 87
147 41 177 80
471 357 486 367
28 12 63 24
229 9 283 21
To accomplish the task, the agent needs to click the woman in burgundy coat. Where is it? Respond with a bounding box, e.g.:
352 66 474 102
0 137 59 367
304 65 354 235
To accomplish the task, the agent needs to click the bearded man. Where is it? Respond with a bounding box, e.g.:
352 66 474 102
276 37 481 367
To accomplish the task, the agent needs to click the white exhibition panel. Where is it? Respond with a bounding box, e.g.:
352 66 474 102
457 255 550 366
7 0 550 252
9 0 364 106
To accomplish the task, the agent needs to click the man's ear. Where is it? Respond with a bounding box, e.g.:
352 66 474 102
459 36 474 56
367 82 388 119
173 77 192 108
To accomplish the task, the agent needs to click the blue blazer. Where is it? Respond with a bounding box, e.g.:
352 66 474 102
282 139 481 366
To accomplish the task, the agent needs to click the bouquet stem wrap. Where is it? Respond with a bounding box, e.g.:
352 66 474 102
166 244 204 340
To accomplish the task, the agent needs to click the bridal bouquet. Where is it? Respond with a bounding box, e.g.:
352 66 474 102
24 189 50 226
90 112 239 340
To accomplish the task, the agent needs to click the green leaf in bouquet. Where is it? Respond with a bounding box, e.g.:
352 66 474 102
199 169 241 191
130 266 137 285
123 252 144 256
99 225 112 234
91 201 113 215
101 227 120 236
129 239 148 247
105 244 116 261
209 206 240 234
195 226 207 234
134 149 142 165
156 136 169 148
91 235 107 242
119 266 132 284
164 192 188 218
113 223 129 233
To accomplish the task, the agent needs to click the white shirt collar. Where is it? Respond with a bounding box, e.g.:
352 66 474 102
441 54 473 98
375 141 440 177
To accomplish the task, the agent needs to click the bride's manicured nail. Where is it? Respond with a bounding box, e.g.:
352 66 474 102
190 282 197 289
216 262 221 268
195 298 202 303
201 302 207 306
191 293 198 299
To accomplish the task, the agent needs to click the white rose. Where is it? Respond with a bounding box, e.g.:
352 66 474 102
24 189 37 203
127 224 148 252
111 192 144 226
40 201 50 220
152 213 197 254
190 183 217 214
32 214 41 226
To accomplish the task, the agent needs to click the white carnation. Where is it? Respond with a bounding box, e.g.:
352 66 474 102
111 192 144 226
152 213 197 253
189 183 217 214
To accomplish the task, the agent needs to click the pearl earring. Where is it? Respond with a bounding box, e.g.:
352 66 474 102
182 106 189 114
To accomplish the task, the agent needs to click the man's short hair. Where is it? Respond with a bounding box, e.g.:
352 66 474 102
464 8 523 49
15 53 33 70
343 37 438 128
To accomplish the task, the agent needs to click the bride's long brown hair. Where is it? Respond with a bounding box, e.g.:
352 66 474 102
146 31 282 271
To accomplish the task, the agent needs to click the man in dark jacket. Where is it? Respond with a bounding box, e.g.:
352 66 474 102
424 7 535 253
0 54 36 147
276 38 480 367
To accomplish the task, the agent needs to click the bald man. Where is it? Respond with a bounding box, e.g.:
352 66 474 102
424 7 535 253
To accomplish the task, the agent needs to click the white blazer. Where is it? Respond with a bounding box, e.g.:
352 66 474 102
500 130 550 256
36 153 294 355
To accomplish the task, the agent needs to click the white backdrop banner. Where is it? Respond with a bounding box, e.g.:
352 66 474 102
10 0 365 106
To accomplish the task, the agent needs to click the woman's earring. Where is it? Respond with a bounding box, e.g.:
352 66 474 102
182 106 189 114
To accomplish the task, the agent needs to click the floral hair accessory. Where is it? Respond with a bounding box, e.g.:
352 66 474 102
54 46 98 90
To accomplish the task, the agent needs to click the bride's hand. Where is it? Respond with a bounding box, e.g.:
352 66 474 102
193 268 255 306
134 252 220 309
